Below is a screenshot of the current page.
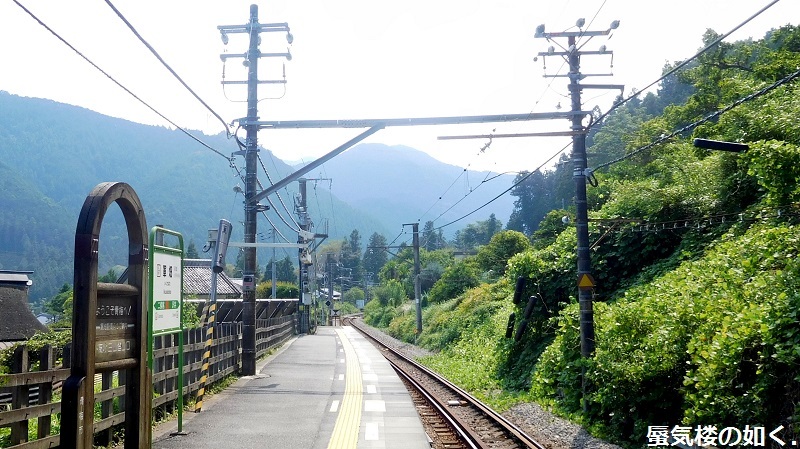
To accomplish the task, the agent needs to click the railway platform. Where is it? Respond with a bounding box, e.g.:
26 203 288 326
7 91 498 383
152 326 431 449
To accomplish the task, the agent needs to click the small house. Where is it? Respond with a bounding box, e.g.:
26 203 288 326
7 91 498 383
0 270 47 350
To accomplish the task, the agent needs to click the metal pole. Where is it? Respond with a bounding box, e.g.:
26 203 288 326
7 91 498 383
241 3 259 376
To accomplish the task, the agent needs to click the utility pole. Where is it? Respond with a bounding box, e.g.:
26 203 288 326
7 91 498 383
535 18 622 410
271 227 277 299
326 252 334 325
219 5 292 376
404 223 422 337
297 179 310 333
241 4 260 376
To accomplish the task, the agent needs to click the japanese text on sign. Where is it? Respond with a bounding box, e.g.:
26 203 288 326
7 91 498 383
647 425 790 447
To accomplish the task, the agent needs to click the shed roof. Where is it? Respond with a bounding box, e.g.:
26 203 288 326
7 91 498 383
0 270 34 287
0 286 47 342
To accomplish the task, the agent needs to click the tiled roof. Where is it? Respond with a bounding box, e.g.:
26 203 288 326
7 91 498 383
183 259 242 298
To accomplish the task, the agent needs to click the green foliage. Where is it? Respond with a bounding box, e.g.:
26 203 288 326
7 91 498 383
745 140 800 206
426 259 480 304
531 209 569 249
182 301 201 328
42 283 73 327
474 230 530 275
342 287 365 304
452 214 503 251
0 329 72 373
334 300 360 316
256 281 299 299
533 224 800 442
372 280 406 308
363 232 389 276
363 296 397 328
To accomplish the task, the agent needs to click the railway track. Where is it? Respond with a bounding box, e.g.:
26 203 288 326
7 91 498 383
346 317 545 449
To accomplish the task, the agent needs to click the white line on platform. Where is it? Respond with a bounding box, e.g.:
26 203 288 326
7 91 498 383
339 374 344 380
365 422 379 441
330 400 340 412
366 385 376 394
364 400 385 412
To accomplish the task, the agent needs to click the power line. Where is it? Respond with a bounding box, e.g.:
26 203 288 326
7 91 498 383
433 142 571 232
12 0 231 161
595 66 800 171
257 154 300 229
590 0 782 130
103 0 232 137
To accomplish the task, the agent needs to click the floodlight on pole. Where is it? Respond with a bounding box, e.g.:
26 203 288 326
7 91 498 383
693 138 749 153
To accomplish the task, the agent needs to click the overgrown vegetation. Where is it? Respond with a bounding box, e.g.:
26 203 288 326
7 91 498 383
361 25 800 447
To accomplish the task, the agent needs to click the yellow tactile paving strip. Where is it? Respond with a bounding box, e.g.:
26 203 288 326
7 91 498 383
327 328 363 449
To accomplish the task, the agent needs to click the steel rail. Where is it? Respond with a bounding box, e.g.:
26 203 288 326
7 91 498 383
391 362 480 449
347 318 545 449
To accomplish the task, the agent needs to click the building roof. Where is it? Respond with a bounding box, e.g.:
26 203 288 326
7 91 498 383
183 259 242 298
0 270 34 287
0 285 47 342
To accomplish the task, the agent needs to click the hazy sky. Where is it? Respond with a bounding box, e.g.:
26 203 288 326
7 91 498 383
2 0 798 174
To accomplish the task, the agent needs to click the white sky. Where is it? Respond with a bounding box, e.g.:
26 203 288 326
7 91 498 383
1 0 798 174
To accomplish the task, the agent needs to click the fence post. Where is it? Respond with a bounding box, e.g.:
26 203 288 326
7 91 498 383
98 372 114 446
10 345 29 445
37 345 54 439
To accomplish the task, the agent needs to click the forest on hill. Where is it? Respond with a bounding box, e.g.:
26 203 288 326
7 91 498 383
358 25 800 446
0 92 514 302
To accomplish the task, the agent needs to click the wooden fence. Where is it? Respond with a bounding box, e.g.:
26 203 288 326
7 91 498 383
0 315 296 448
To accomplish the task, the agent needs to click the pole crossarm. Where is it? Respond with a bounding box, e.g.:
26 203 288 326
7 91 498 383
438 130 587 140
247 111 592 129
229 242 311 249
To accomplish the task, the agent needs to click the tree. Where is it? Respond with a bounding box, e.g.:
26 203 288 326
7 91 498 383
340 229 363 282
453 216 504 251
43 283 73 323
421 220 446 251
276 256 296 282
474 230 531 275
343 287 365 305
426 260 480 304
186 240 199 259
363 232 389 276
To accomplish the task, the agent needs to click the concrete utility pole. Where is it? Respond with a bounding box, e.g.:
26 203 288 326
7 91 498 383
219 5 292 376
297 179 310 333
535 18 621 410
404 223 422 337
326 253 334 324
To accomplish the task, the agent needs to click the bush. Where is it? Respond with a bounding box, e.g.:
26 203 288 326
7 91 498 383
256 281 299 299
532 223 800 442
427 260 480 304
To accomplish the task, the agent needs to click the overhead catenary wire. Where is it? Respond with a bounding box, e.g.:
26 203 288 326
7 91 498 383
590 0 782 131
103 0 232 137
257 154 301 229
12 0 232 161
433 142 572 232
594 66 800 171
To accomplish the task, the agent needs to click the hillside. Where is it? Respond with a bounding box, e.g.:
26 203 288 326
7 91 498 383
308 143 516 237
0 92 388 299
0 92 518 300
362 24 800 446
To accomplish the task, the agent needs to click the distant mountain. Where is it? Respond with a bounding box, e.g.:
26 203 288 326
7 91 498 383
0 92 388 299
304 143 516 237
0 92 519 300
